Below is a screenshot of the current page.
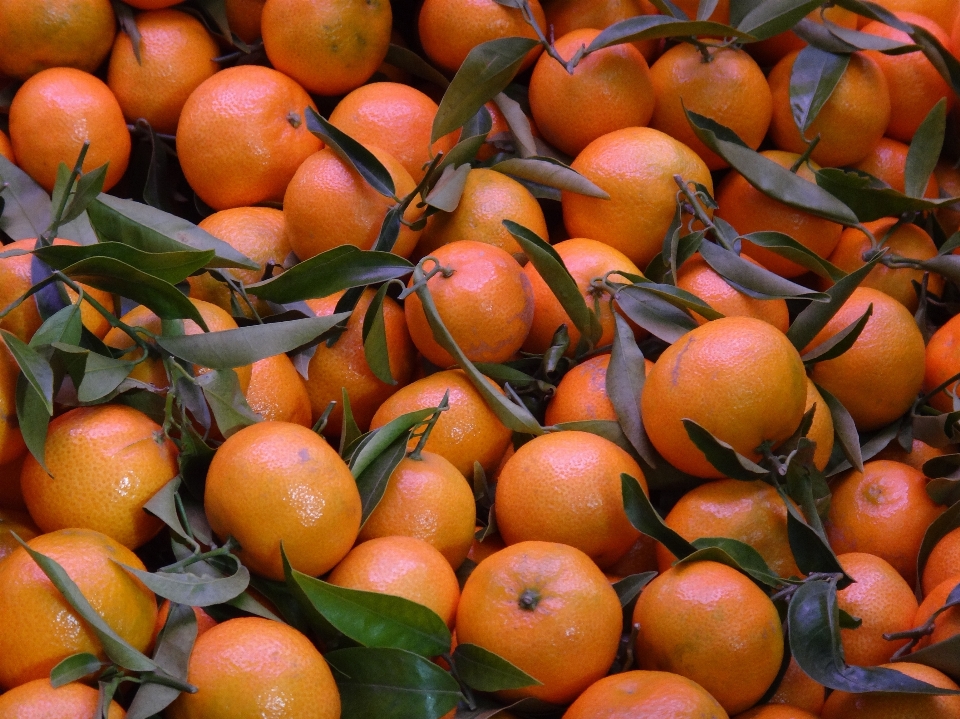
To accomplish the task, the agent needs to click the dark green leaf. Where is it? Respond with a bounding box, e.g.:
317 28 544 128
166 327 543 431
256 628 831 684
776 467 848 579
682 537 783 586
607 314 657 466
356 431 410 526
384 44 450 88
50 653 104 687
306 108 396 199
905 99 947 199
698 240 828 300
15 375 50 472
142 477 193 545
350 407 436 478
910 24 960 99
903 632 960 678
736 0 822 40
74 351 138 403
0 155 52 239
340 388 363 457
621 473 695 560
451 643 541 692
815 168 954 222
435 108 492 175
30 301 82 348
586 15 753 51
612 572 657 607
56 164 108 229
790 46 850 133
801 303 872 365
612 285 698 344
492 92 537 159
741 231 846 281
682 419 769 480
1 330 53 414
362 283 395 385
817 18 918 52
118 557 249 607
816 382 863 472
423 164 471 212
33 242 215 285
196 370 260 438
917 501 960 601
126 602 198 719
492 158 609 198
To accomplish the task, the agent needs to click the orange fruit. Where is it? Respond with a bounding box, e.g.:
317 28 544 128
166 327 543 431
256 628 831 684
0 129 14 163
329 82 457 181
807 287 925 430
284 144 420 261
22 405 178 549
805 378 835 472
657 479 801 578
873 0 960 31
716 151 843 278
676 252 790 332
262 0 391 96
545 354 618 425
224 0 265 43
125 0 180 7
834 552 918 666
769 50 890 167
106 9 219 135
852 137 940 196
456 540 622 704
923 312 960 412
0 0 115 79
357 451 476 569
0 678 125 718
767 656 826 715
245 353 312 427
563 126 713 269
204 421 362 580
0 456 26 511
650 43 771 170
827 461 944 585
304 288 416 434
821 662 960 718
405 240 534 367
544 0 660 62
748 6 859 67
167 617 340 719
414 168 548 259
633 559 784 714
934 159 960 235
736 705 821 719
923 527 960 595
0 528 157 690
418 0 545 76
641 317 807 479
862 14 955 142
522 237 642 354
8 67 130 193
0 509 39 567
328 535 461 628
467 532 506 565
495 430 645 568
0 339 24 466
874 438 948 474
604 533 659 579
529 28 654 157
562 670 728 718
370 369 512 477
176 65 322 210
914 574 960 648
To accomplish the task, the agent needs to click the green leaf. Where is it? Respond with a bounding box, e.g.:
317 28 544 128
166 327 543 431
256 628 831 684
612 572 657 607
0 155 52 239
423 164 471 212
492 92 537 159
815 168 954 222
1 330 53 414
492 158 609 198
790 46 850 133
435 107 493 175
196 369 260 438
33 242 215 285
306 108 396 199
126 602 198 719
778 462 849 580
801 303 872 365
903 631 960 678
910 23 960 99
362 283 395 385
384 44 450 89
432 37 539 142
613 285 699 344
607 314 657 466
50 653 105 687
451 643 542 692
621 473 695 561
917 500 960 601
816 383 863 473
142 477 193 545
30 301 82 348
56 164 108 231
356 430 410 526
15 375 50 472
736 0 822 40
905 99 947 199
340 388 363 456
681 419 770 480
586 15 753 51
74 350 138 403
350 407 436 478
741 231 846 281
117 557 249 607
698 240 828 300
681 537 783 586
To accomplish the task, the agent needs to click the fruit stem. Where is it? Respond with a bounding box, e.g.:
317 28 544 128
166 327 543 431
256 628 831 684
789 135 821 173
407 390 450 460
518 588 541 611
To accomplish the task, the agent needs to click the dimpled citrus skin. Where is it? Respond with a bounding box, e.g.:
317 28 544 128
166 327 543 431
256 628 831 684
204 421 362 580
167 617 340 719
805 379 834 472
640 317 806 479
562 670 728 719
633 560 784 715
924 312 960 413
544 354 618 425
456 541 623 705
821 662 960 719
0 529 157 690
923 527 960 595
245 354 312 427
0 678 126 719
495 431 646 568
852 137 939 196
21 405 179 549
767 656 826 714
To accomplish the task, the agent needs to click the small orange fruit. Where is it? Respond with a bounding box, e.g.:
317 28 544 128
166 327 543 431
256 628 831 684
8 68 130 193
405 240 534 367
736 705 821 719
329 535 461 627
852 137 940 196
0 508 39 567
0 340 24 466
456 541 623 705
0 678 125 718
633 559 784 714
923 526 960 595
225 0 265 43
805 378 835 472
245 353 312 427
873 437 948 474
821 662 960 718
767 656 826 715
924 308 960 412
641 317 806 479
562 669 728 718
544 354 618 426
914 574 960 648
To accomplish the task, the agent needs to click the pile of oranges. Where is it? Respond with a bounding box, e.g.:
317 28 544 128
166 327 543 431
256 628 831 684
3 0 960 717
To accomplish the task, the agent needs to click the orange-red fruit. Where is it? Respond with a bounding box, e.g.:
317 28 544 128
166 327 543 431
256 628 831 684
0 678 125 718
923 527 960 596
562 670 728 718
544 354 618 425
821 662 960 718
914 574 960 648
924 312 960 412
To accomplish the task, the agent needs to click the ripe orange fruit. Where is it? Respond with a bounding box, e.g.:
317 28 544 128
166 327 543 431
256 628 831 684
467 532 506 565
748 6 859 67
633 560 784 714
914 574 960 648
284 145 420 261
522 237 642 354
0 678 125 718
528 28 654 158
923 527 960 595
415 168 548 259
821 662 960 718
563 670 728 718
22 405 178 549
923 312 960 412
328 535 461 627
262 0 391 96
329 82 457 181
456 541 622 704
874 438 948 473
0 509 38 566
827 461 944 584
767 656 826 715
804 378 835 472
370 370 512 477
834 552 918 666
0 0 115 79
852 137 940 196
806 287 925 430
769 50 890 167
0 528 157 690
176 65 322 210
737 705 821 719
205 421 362 580
544 0 660 62
245 353 312 427
544 354 618 425
106 9 219 135
862 14 955 142
304 289 416 434
641 317 807 479
0 129 14 163
563 126 713 270
418 0 545 76
934 159 960 235
167 617 340 719
675 252 789 332
0 456 26 511
604 532 658 579
225 0 265 43
405 241 534 367
873 0 960 31
649 43 771 170
716 151 842 277
825 219 942 312
657 479 801 578
8 68 130 193
495 430 645 568
357 451 476 569
0 340 24 466
125 0 180 7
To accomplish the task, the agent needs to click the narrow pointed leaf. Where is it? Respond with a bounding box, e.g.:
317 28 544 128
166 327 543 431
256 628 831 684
0 155 52 239
492 157 609 198
905 99 947 199
451 644 542 692
126 603 198 719
1 330 53 414
306 108 396 199
815 168 954 221
33 242 216 285
612 572 657 606
196 370 260 438
682 419 769 480
621 473 695 560
736 0 822 40
698 240 827 300
362 283 396 385
587 15 753 51
790 46 850 133
50 653 105 688
118 559 249 607
423 164 471 212
801 304 872 364
607 314 657 465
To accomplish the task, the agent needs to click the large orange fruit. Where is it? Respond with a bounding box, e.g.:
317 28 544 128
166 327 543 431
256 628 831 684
245 353 312 427
914 574 960 648
852 137 940 196
767 656 826 715
562 670 728 718
821 662 960 718
923 526 960 595
805 378 835 472
924 302 960 412
0 679 125 718
544 354 619 426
